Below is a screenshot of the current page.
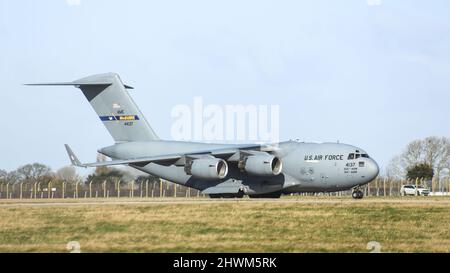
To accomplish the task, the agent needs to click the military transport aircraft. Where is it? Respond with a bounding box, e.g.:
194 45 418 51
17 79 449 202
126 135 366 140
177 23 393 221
27 73 379 199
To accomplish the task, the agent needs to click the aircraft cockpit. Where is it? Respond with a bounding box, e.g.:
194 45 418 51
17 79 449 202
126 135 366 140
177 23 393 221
347 150 370 160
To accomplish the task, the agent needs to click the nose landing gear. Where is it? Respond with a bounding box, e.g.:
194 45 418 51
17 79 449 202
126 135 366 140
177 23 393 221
352 188 364 199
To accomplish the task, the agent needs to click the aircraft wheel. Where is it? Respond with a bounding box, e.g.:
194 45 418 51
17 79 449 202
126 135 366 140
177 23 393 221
357 191 364 199
352 190 363 199
235 191 245 198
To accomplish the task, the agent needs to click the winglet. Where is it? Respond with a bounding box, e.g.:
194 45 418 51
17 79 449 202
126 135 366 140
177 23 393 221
64 144 84 167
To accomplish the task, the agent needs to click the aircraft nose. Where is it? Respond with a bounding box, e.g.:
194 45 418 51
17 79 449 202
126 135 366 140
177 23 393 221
367 159 380 180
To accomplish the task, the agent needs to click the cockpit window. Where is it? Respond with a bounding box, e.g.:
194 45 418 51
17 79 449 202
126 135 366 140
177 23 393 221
349 152 369 160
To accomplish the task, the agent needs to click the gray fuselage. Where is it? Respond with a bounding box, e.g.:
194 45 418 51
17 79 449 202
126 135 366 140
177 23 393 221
99 140 379 195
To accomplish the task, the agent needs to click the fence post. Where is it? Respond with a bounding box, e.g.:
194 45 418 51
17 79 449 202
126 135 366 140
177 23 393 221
129 181 134 198
117 180 121 198
447 178 450 195
160 179 163 197
146 180 149 198
37 182 42 198
383 177 386 197
415 177 419 196
62 181 66 199
6 183 9 199
174 183 177 198
376 178 379 196
19 182 23 199
103 180 107 198
432 176 436 193
389 179 392 196
49 181 53 198
140 181 143 198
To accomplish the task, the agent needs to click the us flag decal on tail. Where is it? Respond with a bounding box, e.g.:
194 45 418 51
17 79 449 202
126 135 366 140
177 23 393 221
100 115 139 121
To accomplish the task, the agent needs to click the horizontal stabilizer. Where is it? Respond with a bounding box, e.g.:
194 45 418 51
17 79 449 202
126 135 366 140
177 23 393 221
25 81 133 89
64 144 83 167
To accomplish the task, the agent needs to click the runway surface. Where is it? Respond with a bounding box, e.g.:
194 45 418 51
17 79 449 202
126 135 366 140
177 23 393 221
1 197 449 208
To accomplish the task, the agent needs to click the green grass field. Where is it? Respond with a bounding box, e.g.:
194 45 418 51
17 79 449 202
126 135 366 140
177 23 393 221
0 197 449 252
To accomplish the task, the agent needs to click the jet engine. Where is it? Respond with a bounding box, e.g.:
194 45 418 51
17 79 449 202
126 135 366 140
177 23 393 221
241 155 282 176
185 158 229 180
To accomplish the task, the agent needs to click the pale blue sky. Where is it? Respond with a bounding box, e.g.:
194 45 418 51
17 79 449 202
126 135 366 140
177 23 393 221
1 0 449 174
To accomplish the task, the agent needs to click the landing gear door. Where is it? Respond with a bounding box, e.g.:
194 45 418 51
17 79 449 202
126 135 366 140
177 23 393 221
320 173 328 184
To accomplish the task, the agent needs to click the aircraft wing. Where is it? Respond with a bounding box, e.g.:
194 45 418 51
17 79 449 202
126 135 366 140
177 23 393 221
64 143 278 168
64 144 182 168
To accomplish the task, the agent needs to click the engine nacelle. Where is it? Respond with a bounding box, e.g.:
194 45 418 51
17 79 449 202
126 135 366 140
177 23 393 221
242 155 282 176
186 158 229 180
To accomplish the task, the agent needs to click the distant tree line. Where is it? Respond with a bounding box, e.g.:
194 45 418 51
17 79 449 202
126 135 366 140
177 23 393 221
386 136 450 188
0 156 160 188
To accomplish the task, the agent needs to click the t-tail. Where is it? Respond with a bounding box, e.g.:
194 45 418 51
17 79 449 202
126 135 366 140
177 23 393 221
26 73 159 143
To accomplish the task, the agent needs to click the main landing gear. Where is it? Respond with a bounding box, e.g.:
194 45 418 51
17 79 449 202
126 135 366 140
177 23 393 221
352 188 364 199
